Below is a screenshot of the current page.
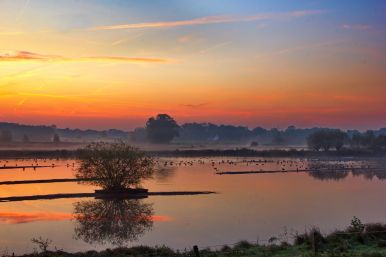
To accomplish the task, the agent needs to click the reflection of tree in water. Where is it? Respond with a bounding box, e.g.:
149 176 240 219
73 199 154 245
308 171 349 181
307 159 386 181
352 170 386 180
154 167 176 182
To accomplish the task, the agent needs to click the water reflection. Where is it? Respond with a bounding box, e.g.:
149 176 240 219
308 171 350 181
352 170 386 180
154 167 176 182
73 198 154 245
308 170 386 181
306 159 386 181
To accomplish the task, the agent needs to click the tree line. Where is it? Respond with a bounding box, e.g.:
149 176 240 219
1 115 386 146
307 129 386 151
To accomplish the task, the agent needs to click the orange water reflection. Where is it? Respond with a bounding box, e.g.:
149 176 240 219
0 157 385 254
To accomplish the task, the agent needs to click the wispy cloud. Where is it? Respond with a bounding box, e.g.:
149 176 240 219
111 33 143 46
16 0 30 21
341 24 371 30
90 10 324 31
255 40 343 59
198 41 232 54
181 102 210 108
0 29 23 36
0 50 168 63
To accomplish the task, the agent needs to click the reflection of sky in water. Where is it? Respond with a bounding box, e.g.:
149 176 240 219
0 157 386 254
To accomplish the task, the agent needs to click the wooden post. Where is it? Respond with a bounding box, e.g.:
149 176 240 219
193 245 200 257
312 230 317 256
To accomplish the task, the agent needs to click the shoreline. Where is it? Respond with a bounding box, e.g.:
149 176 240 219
11 218 386 257
0 148 385 159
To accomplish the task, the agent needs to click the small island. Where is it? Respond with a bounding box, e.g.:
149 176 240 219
76 142 154 197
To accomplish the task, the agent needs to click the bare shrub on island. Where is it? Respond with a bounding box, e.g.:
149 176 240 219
76 142 154 191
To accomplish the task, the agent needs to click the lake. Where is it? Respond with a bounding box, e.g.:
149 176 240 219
0 157 386 254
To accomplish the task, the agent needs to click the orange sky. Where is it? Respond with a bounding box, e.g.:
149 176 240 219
0 0 385 130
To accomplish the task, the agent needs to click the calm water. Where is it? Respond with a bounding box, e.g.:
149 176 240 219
0 157 386 254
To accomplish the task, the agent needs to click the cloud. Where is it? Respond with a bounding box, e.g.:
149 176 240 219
90 10 324 31
0 50 168 63
341 24 371 30
255 40 343 59
198 41 232 54
178 35 193 43
16 0 30 21
0 30 24 36
181 102 209 108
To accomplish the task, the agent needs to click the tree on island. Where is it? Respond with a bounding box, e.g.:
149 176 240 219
75 142 154 191
145 114 179 144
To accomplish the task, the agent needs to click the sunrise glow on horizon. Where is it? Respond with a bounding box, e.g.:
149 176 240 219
1 0 385 130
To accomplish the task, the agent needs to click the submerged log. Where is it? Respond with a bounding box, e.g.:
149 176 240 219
0 165 52 170
0 178 95 185
94 188 149 199
0 191 217 202
95 188 148 194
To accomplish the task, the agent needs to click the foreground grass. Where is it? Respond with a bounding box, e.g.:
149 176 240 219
14 243 386 257
9 218 386 257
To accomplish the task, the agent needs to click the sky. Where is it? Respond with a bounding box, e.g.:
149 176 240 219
0 0 385 130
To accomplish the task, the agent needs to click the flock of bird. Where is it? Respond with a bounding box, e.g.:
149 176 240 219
0 159 76 170
0 157 382 174
153 158 376 173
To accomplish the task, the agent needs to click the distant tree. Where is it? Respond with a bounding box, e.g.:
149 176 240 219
363 130 376 148
307 129 347 151
130 128 147 143
53 133 60 143
367 134 386 150
146 114 179 144
270 128 285 145
179 123 252 143
252 126 267 136
76 142 154 191
307 131 324 151
374 135 386 149
350 133 364 149
349 130 382 150
330 130 347 151
285 125 297 134
0 129 13 143
22 134 30 143
250 141 259 147
320 131 333 151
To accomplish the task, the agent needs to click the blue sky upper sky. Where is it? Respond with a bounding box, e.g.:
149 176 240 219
0 0 385 129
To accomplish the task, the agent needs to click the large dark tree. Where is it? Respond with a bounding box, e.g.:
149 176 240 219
76 142 154 190
145 114 179 144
